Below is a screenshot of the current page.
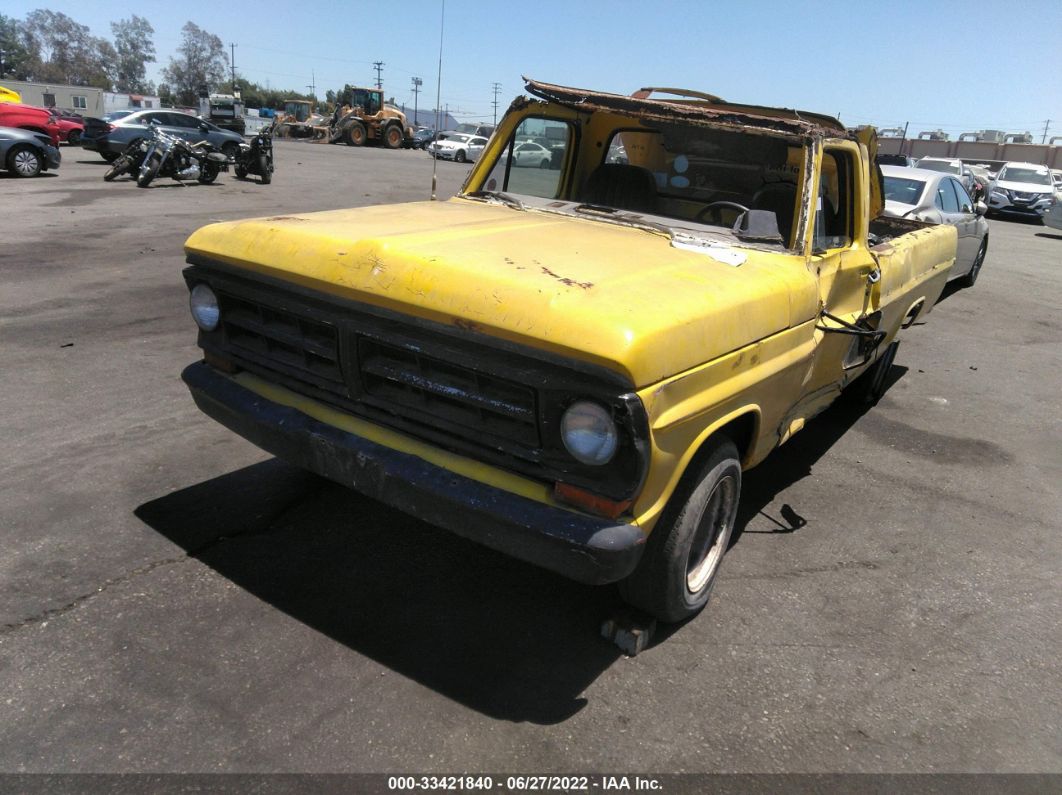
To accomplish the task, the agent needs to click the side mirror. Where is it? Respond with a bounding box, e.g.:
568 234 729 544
199 122 210 132
975 201 988 217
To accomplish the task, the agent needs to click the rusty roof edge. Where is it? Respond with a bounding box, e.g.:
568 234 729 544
523 78 848 140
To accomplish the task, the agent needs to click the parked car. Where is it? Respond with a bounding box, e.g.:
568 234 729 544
1051 169 1062 200
880 165 988 286
987 162 1056 221
81 109 244 162
0 103 60 146
410 128 437 150
0 126 61 177
502 140 554 168
875 153 915 168
426 133 487 163
47 108 85 145
964 164 993 202
1043 199 1062 232
915 157 977 196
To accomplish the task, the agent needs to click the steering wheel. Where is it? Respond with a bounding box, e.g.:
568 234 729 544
695 201 751 224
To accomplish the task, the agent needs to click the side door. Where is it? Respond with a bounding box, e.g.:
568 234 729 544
468 136 487 161
797 140 885 409
161 112 203 143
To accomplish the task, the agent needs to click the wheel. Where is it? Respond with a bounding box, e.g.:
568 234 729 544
103 156 129 181
961 239 987 288
384 125 403 149
619 437 741 622
198 163 219 184
66 130 81 146
221 142 240 161
7 145 42 177
847 340 899 406
100 151 120 163
137 154 160 188
234 164 247 179
455 149 467 164
540 158 550 169
345 122 366 146
257 153 272 184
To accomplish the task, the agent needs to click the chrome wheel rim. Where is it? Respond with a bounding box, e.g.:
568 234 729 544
13 150 39 176
686 473 737 593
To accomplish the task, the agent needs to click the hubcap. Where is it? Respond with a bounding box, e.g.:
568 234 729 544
686 473 738 593
14 150 39 176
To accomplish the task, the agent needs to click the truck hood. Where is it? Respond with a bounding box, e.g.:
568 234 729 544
184 199 817 386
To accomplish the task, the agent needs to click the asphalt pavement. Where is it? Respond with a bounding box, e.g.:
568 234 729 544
1 141 1060 774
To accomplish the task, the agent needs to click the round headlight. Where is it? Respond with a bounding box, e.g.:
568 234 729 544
190 283 220 331
561 401 619 465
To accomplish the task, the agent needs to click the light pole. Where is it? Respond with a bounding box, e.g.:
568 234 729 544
412 76 422 127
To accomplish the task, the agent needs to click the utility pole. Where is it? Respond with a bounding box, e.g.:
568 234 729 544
0 49 6 80
373 61 384 90
491 82 501 125
229 43 237 90
412 76 422 126
1042 120 1051 145
306 69 316 100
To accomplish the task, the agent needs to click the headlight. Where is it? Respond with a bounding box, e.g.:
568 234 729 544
561 401 619 465
189 283 220 331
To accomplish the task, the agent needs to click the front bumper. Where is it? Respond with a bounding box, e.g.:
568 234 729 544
44 145 61 170
988 193 1054 218
182 362 646 585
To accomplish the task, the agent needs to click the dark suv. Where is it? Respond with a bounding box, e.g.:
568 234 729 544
82 109 244 162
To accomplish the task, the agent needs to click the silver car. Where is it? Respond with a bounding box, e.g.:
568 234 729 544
0 125 61 177
987 162 1056 220
82 109 244 162
881 165 989 287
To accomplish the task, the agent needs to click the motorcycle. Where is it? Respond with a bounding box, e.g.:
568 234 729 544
102 137 150 182
136 123 230 188
234 118 276 184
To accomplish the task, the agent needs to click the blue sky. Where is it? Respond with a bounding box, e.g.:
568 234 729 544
6 0 1061 137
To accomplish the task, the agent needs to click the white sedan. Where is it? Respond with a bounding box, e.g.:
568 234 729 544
502 141 554 168
427 134 487 163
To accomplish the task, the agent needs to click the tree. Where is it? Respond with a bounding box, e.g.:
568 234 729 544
161 22 228 106
111 15 155 94
0 15 32 79
20 9 115 88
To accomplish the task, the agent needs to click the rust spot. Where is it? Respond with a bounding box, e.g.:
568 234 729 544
540 265 593 290
453 318 483 332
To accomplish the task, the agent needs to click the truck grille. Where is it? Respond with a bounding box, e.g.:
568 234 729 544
358 338 539 448
212 291 540 452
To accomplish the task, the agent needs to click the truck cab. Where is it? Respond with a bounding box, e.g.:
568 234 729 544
181 80 956 622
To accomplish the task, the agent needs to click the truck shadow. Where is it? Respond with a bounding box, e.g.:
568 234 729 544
135 460 621 725
134 366 903 722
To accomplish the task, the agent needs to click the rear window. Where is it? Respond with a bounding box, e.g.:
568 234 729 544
883 175 926 206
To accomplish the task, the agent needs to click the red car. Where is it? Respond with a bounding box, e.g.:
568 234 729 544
47 108 84 145
0 103 61 146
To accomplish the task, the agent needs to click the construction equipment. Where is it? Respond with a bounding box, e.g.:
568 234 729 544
330 87 412 149
275 100 320 138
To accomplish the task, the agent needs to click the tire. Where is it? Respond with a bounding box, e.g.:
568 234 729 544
345 122 366 147
66 130 81 146
258 153 271 185
137 154 160 188
961 239 987 288
384 125 403 149
100 151 120 163
7 145 42 177
103 156 129 181
198 163 219 184
234 164 247 179
455 149 467 164
619 438 741 623
540 158 550 169
847 340 899 406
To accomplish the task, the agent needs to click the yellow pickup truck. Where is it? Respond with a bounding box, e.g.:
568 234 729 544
181 81 956 622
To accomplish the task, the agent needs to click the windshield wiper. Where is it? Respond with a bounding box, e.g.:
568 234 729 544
464 190 525 210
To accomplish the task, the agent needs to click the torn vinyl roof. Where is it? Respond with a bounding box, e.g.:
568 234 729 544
523 78 848 141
